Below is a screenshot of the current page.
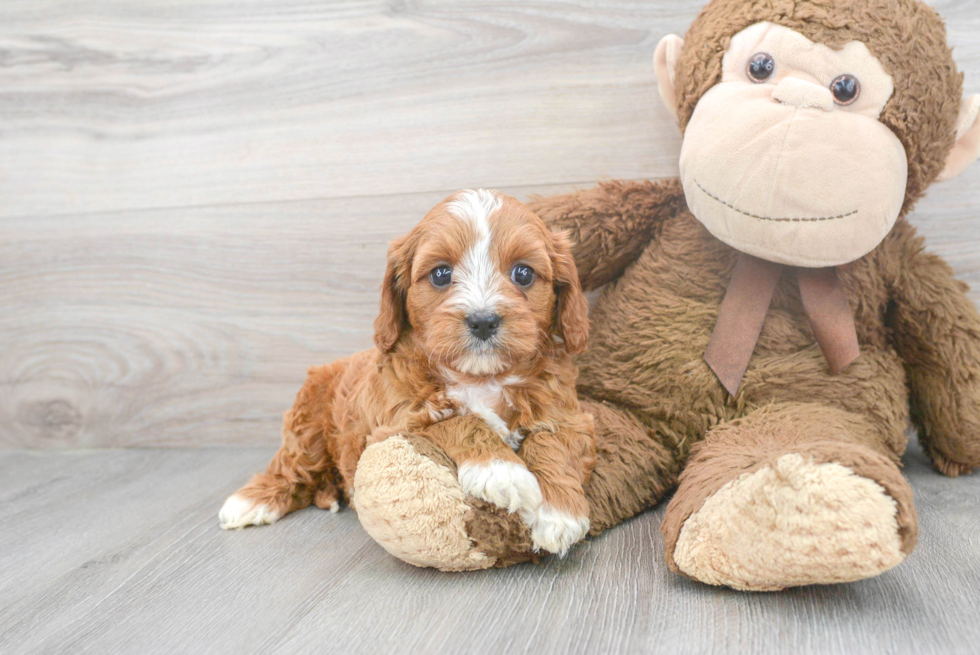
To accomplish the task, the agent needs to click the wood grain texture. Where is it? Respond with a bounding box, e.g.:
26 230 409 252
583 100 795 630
1 0 980 449
0 0 695 218
3 3 980 653
0 185 575 447
1 438 979 655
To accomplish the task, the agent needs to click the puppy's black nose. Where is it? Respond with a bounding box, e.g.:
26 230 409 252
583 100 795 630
466 311 501 341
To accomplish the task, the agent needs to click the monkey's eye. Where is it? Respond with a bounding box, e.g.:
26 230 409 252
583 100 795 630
747 53 776 82
830 74 860 106
511 264 535 288
429 265 452 288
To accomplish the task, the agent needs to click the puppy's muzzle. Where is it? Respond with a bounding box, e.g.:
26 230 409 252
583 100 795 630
466 311 501 342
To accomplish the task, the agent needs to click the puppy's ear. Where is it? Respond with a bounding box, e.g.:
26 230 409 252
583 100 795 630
374 235 415 353
551 231 590 355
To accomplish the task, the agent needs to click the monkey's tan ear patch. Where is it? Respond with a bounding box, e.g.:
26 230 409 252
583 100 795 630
938 94 980 182
654 35 684 120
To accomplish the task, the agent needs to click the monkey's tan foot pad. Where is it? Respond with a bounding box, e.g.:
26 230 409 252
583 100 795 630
669 453 910 591
353 435 536 571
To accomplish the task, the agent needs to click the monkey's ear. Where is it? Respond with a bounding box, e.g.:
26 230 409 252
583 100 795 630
373 235 414 353
938 94 980 182
551 231 590 355
654 35 684 121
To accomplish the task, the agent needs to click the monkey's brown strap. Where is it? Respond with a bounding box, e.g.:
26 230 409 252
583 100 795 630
704 254 861 396
796 266 861 375
704 253 783 397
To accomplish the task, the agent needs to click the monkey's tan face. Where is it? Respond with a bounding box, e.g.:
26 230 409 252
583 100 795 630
677 22 908 267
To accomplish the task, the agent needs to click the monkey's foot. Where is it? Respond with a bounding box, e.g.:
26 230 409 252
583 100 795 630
667 452 912 591
353 435 536 571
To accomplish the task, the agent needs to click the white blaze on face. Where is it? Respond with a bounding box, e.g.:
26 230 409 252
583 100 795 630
446 190 510 376
447 189 506 316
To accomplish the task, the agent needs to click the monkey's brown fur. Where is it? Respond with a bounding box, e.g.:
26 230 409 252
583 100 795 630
452 169 979 571
350 0 980 585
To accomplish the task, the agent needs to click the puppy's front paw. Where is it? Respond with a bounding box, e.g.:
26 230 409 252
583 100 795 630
218 494 281 530
531 505 590 556
426 405 457 423
408 395 461 431
458 460 542 518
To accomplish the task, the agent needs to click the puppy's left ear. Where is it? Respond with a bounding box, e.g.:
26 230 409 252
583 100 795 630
374 234 415 353
551 231 590 355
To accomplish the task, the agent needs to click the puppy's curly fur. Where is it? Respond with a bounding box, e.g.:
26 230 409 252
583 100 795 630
219 190 595 555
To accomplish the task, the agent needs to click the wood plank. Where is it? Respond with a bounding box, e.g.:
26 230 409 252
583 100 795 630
2 172 978 449
0 184 570 448
1 440 979 654
0 1 977 218
0 1 695 218
0 0 978 449
0 447 280 652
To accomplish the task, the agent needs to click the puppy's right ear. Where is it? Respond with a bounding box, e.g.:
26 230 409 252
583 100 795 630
551 230 590 355
373 235 415 353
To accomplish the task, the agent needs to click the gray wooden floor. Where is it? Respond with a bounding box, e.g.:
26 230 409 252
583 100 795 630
3 0 980 653
1 438 979 655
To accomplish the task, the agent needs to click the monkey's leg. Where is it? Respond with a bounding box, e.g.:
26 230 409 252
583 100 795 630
580 399 680 534
353 431 519 571
661 402 918 591
352 399 681 570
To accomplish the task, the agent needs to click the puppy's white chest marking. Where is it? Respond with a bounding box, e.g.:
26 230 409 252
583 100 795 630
446 377 525 451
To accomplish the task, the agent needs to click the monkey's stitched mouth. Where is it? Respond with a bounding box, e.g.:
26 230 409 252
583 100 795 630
694 179 857 223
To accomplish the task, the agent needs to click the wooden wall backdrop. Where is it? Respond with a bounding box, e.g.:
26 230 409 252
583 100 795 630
1 0 978 448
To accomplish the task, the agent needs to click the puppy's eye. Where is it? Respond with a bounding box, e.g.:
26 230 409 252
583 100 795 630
747 53 776 83
830 74 860 105
511 264 535 288
429 265 452 288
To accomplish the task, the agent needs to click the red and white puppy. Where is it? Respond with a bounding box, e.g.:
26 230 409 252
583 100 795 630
219 189 595 555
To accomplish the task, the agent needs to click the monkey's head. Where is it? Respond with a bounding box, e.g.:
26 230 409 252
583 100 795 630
655 0 980 267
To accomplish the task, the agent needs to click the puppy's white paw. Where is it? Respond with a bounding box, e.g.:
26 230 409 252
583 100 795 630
218 494 281 530
458 460 542 518
531 505 590 556
502 429 527 451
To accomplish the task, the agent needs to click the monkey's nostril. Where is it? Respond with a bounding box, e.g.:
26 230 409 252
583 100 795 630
466 311 501 341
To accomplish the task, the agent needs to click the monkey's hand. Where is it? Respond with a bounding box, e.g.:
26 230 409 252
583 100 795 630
890 225 980 476
527 178 686 290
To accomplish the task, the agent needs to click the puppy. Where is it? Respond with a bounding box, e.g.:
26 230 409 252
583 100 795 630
219 189 595 555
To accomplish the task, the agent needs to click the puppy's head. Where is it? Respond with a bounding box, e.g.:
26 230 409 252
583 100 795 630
374 189 589 376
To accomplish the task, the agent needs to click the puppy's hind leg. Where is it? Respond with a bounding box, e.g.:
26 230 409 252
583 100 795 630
220 363 344 529
313 476 342 514
219 436 328 529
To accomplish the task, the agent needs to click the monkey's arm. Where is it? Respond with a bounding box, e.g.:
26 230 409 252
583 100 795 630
888 223 980 476
527 178 686 290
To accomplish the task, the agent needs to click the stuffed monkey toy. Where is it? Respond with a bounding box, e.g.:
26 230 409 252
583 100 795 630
351 0 980 590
